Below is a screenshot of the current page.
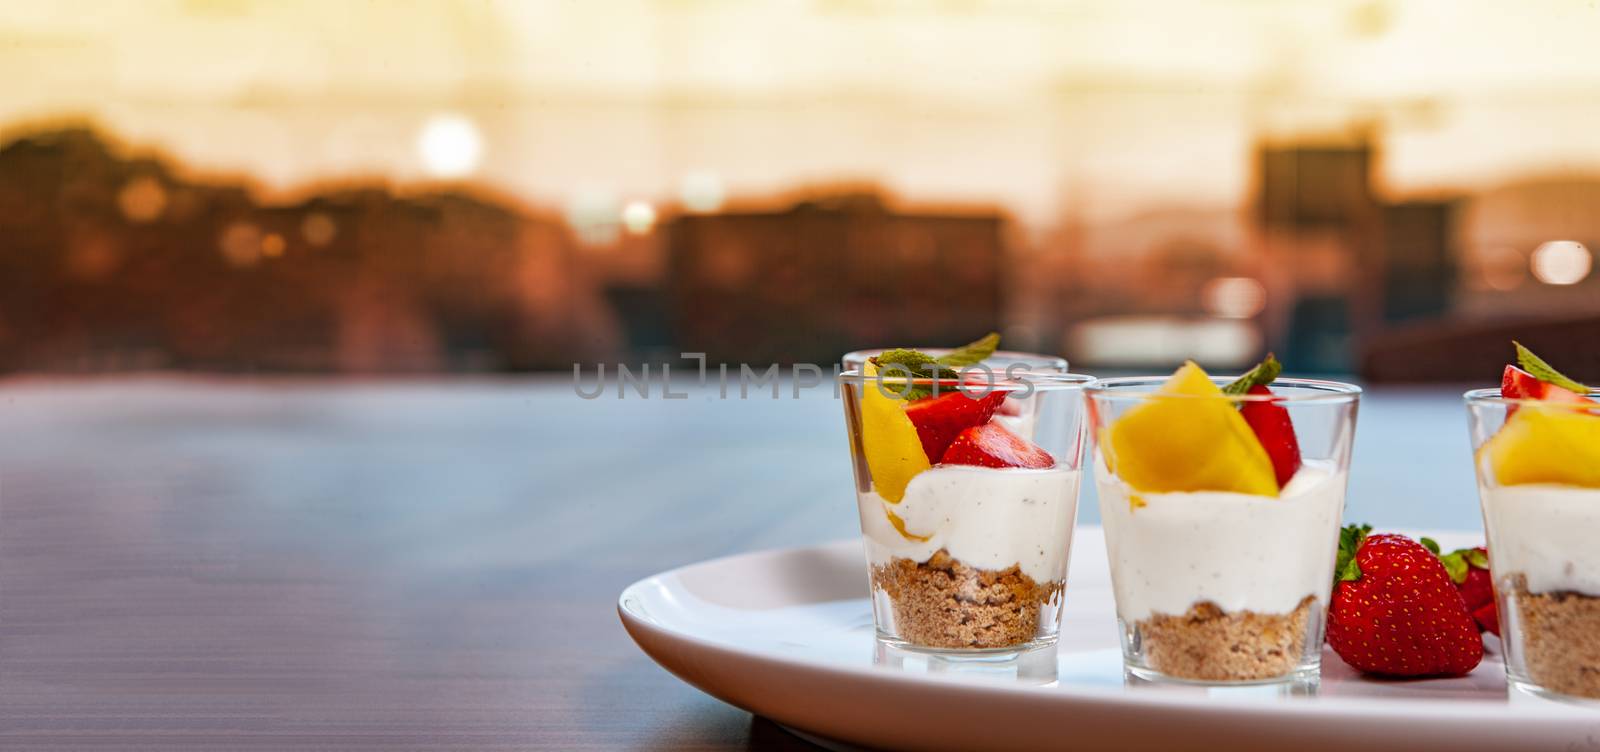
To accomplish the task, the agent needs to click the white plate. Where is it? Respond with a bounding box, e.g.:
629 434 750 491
619 527 1600 752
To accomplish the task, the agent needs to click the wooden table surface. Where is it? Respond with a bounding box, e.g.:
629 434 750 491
0 377 1485 750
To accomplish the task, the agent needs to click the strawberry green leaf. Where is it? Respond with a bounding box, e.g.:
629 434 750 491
1437 551 1468 583
1420 537 1441 555
1514 341 1590 394
935 332 1001 368
1338 557 1361 582
1334 524 1371 584
1222 353 1283 396
1433 546 1487 584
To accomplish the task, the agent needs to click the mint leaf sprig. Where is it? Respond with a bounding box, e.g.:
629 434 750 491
1514 341 1590 395
1222 353 1283 397
873 349 958 379
936 332 1000 368
870 332 1000 400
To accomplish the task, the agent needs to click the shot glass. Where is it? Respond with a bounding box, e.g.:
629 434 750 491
1466 389 1600 702
1085 375 1360 683
839 369 1093 655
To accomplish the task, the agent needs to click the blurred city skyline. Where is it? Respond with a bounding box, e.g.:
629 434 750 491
4 1 1600 378
4 117 1597 377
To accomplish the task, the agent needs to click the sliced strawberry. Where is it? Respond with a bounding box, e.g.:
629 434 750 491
1502 364 1588 409
1239 384 1302 488
1501 364 1540 400
940 422 1054 469
903 389 1007 463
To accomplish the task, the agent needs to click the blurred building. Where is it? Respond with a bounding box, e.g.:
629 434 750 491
584 222 675 362
1358 177 1600 382
1253 132 1459 373
1381 200 1459 323
1455 178 1600 319
667 192 1004 365
1253 136 1379 373
0 126 620 373
1051 206 1265 369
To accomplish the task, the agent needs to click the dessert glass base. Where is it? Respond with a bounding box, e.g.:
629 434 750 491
873 638 1059 685
1507 679 1600 709
1498 576 1600 702
1117 598 1323 685
1123 667 1319 698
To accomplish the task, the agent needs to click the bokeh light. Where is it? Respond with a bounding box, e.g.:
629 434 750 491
1530 240 1592 285
218 222 263 268
679 171 726 213
417 114 483 179
301 212 338 247
567 188 621 246
66 235 120 280
1070 316 1260 368
117 176 168 223
1201 276 1267 319
621 201 657 235
261 233 286 258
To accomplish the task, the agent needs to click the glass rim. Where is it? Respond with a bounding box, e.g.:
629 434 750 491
841 347 1068 368
1084 375 1362 403
1463 386 1600 406
836 369 1095 394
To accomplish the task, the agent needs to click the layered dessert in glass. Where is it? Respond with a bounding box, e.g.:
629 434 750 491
1467 343 1600 701
1087 357 1360 683
839 335 1091 652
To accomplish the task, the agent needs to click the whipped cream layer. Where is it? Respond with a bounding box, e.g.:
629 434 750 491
859 465 1080 584
1096 461 1346 623
1481 483 1600 596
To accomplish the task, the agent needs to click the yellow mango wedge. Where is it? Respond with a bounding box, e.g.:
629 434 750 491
1104 361 1279 497
1482 403 1600 488
858 362 931 503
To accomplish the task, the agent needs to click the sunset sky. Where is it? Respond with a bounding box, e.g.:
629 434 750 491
6 0 1600 225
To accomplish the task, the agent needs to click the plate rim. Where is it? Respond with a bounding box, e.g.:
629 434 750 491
617 528 1597 723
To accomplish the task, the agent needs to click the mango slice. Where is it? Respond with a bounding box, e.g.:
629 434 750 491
1482 403 1600 488
1103 361 1279 496
859 362 931 503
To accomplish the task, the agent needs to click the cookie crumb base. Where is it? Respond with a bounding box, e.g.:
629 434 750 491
872 549 1061 650
1136 597 1317 682
1511 577 1600 699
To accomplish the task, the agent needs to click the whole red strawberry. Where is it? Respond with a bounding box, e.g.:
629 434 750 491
1327 525 1484 677
1430 543 1498 637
